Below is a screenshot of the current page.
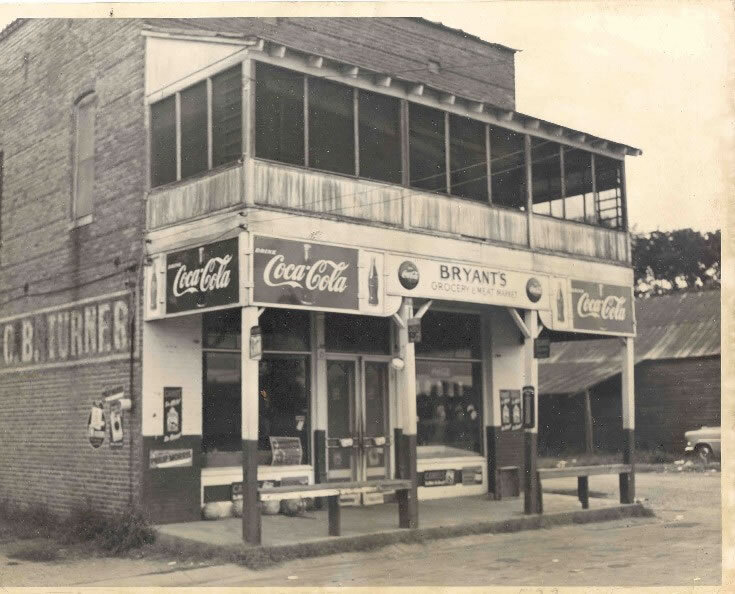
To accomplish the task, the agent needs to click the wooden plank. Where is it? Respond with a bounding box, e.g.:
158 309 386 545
538 463 632 479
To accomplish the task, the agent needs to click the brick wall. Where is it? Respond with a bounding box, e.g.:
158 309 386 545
0 19 147 516
148 17 517 110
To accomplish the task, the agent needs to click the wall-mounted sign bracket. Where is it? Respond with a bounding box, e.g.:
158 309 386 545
414 299 433 319
257 307 265 318
392 313 406 329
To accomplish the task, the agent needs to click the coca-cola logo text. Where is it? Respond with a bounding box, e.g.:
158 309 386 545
263 254 349 294
576 292 627 321
172 255 232 298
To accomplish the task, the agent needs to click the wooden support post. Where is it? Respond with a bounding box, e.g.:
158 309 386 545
524 134 534 248
523 309 541 514
313 429 327 510
577 476 590 509
583 389 594 454
242 306 261 545
396 298 418 529
620 336 636 503
482 313 500 499
327 495 341 536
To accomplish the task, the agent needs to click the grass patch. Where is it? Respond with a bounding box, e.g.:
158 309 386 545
7 540 60 562
538 449 679 469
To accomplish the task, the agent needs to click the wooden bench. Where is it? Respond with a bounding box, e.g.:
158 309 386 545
258 478 414 537
537 464 634 511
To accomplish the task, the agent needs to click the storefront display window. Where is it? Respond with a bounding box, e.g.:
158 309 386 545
201 308 311 465
415 311 483 456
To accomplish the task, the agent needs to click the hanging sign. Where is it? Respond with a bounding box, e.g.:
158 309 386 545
252 236 359 311
510 390 523 430
249 326 262 360
522 385 536 429
87 401 106 448
109 399 124 447
166 237 239 314
500 390 512 431
386 255 551 311
570 280 634 335
163 387 182 442
407 317 422 343
534 336 550 358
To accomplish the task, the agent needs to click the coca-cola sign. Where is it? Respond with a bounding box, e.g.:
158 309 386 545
166 238 240 314
253 236 358 310
570 280 634 335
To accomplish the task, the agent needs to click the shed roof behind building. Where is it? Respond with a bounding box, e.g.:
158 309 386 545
539 289 721 395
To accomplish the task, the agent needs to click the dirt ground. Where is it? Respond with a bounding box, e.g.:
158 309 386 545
0 470 723 587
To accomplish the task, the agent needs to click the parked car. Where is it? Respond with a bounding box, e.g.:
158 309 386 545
684 426 721 463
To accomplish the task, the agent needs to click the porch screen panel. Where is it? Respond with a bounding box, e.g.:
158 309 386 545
212 65 243 167
409 104 446 193
358 90 402 183
449 114 487 202
150 95 176 186
180 81 208 179
489 126 525 210
308 77 355 175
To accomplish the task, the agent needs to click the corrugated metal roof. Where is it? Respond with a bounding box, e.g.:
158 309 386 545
539 290 721 395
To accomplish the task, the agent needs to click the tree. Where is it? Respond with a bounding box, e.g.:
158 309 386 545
632 228 720 298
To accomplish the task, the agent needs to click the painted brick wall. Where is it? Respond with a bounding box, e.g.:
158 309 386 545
0 19 146 516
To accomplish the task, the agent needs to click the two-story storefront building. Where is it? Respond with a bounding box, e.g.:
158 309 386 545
0 18 640 544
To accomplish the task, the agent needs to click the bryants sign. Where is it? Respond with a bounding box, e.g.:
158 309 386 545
252 236 358 310
570 280 634 335
166 238 239 314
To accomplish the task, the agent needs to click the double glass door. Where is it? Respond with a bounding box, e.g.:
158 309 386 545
326 357 390 482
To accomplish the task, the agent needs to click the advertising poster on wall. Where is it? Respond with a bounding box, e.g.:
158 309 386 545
500 390 512 431
87 401 106 448
570 280 635 335
166 238 240 314
510 390 523 430
386 255 551 311
109 399 124 448
253 235 360 311
149 449 193 469
163 387 182 442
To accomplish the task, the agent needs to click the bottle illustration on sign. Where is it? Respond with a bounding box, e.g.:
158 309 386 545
556 287 565 322
298 244 315 305
150 267 158 312
368 257 379 305
166 404 180 435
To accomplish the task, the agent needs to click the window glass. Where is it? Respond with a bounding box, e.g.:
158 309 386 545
74 97 95 219
260 309 310 352
490 126 525 209
358 90 401 183
449 115 487 202
414 311 481 359
255 62 305 165
308 78 355 175
324 313 391 354
151 96 177 186
530 138 562 217
202 352 241 452
594 155 624 229
409 104 446 193
203 308 241 350
212 65 242 167
416 360 483 455
563 148 592 222
180 82 208 179
258 356 310 459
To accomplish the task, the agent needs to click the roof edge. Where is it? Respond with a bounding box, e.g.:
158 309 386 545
0 18 29 44
410 17 519 54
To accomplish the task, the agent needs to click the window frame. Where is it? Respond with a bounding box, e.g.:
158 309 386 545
71 91 97 226
149 63 243 189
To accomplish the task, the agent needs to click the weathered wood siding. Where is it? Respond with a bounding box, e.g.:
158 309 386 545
410 193 528 246
253 160 404 226
532 215 630 263
147 165 242 229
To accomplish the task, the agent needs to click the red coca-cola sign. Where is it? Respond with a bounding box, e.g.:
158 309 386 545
570 280 634 335
253 236 358 310
166 238 240 313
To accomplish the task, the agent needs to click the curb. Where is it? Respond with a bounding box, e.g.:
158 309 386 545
154 503 654 569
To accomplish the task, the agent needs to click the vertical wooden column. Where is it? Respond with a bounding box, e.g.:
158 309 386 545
242 57 255 206
481 312 500 498
524 134 534 248
396 297 418 529
523 309 540 514
241 306 261 545
620 336 636 504
313 313 327 508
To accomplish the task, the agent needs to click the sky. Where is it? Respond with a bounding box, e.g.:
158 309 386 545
0 1 732 233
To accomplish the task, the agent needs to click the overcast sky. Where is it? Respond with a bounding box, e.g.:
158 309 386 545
1 2 732 233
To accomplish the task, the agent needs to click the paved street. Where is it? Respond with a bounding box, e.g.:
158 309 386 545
0 471 722 587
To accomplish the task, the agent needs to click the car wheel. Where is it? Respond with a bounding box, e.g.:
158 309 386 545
694 444 713 464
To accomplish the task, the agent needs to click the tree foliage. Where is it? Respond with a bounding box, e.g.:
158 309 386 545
632 228 720 297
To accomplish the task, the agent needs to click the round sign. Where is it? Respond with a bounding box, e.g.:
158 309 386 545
526 278 543 303
398 261 420 290
87 401 107 449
